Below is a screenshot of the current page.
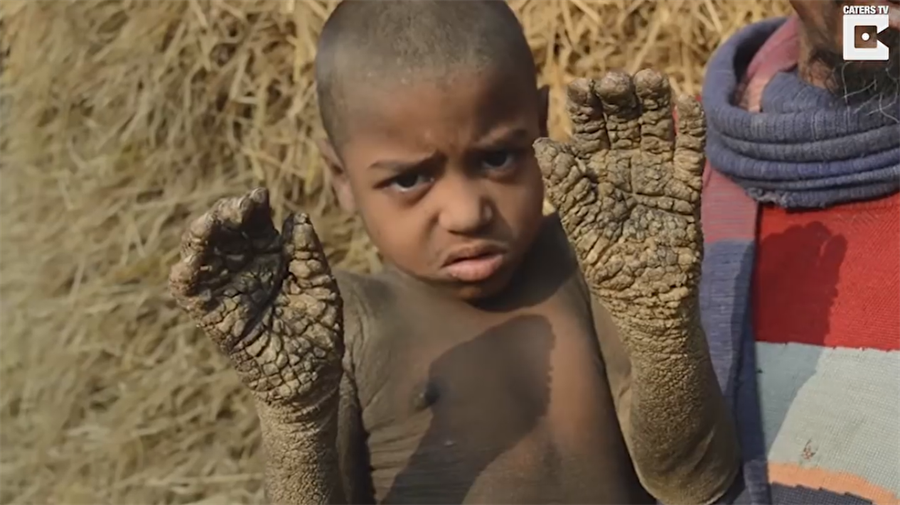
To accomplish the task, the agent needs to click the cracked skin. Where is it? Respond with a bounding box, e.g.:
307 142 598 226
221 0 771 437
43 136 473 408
169 69 740 505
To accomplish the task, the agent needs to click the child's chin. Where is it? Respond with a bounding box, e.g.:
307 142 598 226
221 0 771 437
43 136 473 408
450 266 517 303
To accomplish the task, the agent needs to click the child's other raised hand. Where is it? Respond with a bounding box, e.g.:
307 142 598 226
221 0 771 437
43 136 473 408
168 188 345 414
535 69 706 334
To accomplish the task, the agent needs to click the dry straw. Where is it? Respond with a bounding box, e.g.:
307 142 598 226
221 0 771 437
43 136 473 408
0 0 789 503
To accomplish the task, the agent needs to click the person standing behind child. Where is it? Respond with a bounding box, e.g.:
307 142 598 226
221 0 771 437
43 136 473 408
699 2 900 504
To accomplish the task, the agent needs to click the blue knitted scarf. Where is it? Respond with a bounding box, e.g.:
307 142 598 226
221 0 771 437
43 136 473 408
704 19 900 209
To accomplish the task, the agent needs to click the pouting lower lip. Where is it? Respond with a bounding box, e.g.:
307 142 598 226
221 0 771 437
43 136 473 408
442 245 508 266
442 252 506 282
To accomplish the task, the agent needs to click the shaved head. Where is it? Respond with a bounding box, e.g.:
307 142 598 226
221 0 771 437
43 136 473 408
314 0 536 150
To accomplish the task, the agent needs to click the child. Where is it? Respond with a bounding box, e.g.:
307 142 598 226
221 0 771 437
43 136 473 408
169 1 739 503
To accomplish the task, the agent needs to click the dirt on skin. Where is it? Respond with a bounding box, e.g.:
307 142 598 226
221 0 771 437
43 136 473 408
0 2 790 503
167 68 738 505
169 189 344 409
536 69 738 504
169 188 346 504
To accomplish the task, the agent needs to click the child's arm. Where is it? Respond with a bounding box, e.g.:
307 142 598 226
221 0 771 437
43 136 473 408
535 71 740 505
168 189 368 504
586 288 739 505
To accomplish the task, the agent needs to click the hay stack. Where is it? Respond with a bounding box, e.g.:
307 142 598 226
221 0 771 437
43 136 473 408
0 0 790 503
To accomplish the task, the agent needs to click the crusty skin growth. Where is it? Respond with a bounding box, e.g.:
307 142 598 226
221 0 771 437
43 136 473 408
536 69 739 504
168 188 346 504
169 69 739 505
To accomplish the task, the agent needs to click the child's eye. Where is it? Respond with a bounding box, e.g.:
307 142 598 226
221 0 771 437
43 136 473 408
389 172 432 192
481 149 518 171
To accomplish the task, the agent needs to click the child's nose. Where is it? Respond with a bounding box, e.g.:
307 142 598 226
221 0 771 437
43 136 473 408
438 183 494 235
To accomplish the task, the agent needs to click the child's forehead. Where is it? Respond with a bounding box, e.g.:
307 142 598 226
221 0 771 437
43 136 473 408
330 66 541 168
352 69 534 122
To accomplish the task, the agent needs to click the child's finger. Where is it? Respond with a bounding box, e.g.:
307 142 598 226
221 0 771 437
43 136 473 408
240 188 281 249
279 212 345 382
218 189 273 236
673 93 707 179
168 252 209 308
180 209 218 260
594 71 640 192
566 78 610 161
282 213 336 294
634 68 675 157
533 138 597 220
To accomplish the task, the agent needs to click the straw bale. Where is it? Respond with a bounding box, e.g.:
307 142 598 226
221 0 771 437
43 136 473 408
0 0 790 503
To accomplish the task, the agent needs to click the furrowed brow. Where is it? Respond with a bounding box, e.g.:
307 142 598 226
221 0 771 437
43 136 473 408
368 152 440 172
474 127 531 149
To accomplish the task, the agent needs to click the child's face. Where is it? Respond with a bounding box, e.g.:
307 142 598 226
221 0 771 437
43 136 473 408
325 70 549 301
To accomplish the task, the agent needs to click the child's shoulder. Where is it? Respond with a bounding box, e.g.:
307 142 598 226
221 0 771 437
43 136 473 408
333 269 397 327
331 268 412 349
334 269 394 307
331 267 448 380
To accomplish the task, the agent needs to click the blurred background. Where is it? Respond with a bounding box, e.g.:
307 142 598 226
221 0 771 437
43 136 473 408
0 1 790 503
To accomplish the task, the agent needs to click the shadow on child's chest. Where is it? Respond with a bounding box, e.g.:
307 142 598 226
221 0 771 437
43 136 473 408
407 313 555 433
374 313 560 502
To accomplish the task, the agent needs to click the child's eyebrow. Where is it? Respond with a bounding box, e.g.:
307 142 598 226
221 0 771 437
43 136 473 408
473 127 531 149
368 152 440 172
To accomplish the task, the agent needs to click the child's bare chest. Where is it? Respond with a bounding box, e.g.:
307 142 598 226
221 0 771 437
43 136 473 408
353 280 650 504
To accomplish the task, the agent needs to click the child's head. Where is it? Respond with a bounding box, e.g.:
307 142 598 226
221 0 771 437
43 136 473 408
315 0 548 301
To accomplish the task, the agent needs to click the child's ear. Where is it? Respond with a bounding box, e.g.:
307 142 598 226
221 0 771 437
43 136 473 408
317 138 356 213
538 84 550 137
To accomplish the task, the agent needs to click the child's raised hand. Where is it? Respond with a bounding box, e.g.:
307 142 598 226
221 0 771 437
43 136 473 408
534 69 705 334
168 188 345 414
534 72 739 505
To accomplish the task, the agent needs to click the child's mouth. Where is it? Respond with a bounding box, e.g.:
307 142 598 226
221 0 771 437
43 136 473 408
444 253 506 283
441 244 509 283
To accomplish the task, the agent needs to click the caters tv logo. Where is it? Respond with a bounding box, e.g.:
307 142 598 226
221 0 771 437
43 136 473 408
843 4 891 61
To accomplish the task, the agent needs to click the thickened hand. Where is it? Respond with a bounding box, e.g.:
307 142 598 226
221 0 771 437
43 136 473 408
536 72 741 505
535 69 705 332
168 188 344 411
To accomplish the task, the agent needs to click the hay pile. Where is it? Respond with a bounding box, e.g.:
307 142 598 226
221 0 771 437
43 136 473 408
0 0 790 503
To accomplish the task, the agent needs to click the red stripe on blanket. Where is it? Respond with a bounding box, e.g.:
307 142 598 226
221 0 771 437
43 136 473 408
700 165 759 244
753 194 900 351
